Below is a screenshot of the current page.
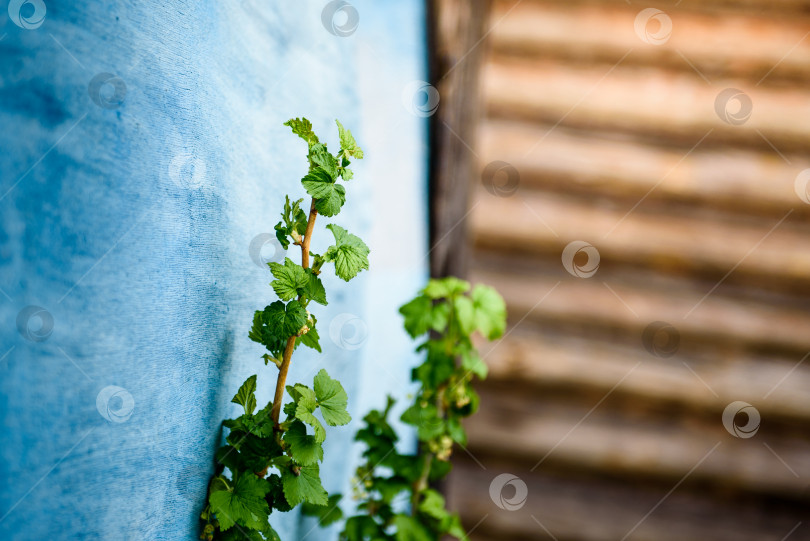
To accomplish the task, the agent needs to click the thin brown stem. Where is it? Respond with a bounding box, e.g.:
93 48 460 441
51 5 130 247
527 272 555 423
301 199 318 269
270 198 319 427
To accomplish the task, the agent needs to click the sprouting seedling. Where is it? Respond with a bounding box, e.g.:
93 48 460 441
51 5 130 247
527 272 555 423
199 117 369 541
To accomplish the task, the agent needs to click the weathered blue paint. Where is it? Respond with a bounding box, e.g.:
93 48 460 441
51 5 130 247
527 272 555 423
0 1 426 539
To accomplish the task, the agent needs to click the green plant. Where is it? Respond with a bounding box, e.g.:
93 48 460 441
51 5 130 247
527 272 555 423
199 117 368 541
339 277 506 541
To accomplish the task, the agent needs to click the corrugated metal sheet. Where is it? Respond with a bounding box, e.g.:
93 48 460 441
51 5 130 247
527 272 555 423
431 1 810 539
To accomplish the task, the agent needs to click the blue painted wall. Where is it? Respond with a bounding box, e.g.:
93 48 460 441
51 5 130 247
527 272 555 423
0 1 427 539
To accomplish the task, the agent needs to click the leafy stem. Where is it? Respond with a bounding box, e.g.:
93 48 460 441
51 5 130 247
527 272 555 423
200 117 368 541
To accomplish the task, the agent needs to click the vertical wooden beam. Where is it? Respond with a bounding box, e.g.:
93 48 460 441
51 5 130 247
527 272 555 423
427 0 492 278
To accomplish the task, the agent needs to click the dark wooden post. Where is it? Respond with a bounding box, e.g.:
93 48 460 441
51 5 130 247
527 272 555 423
427 0 492 278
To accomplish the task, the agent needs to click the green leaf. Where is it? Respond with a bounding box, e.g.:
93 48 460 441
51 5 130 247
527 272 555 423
291 385 326 443
285 117 319 146
314 369 351 426
418 489 449 521
249 309 286 357
324 224 370 281
304 269 328 305
301 494 344 527
265 300 308 338
461 349 488 379
399 296 448 338
393 514 432 541
283 420 323 465
453 295 475 335
209 471 270 531
231 375 257 415
301 168 346 217
471 284 507 340
336 119 364 159
281 463 328 506
423 277 470 299
299 314 322 353
444 514 469 541
269 258 309 301
309 144 339 179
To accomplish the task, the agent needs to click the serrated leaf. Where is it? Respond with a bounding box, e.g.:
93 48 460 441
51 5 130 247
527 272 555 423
249 309 287 357
231 375 257 415
303 269 327 305
291 385 326 443
285 117 319 146
324 224 369 281
299 314 322 353
309 144 339 179
209 471 270 531
471 284 507 340
265 300 308 339
283 420 323 465
281 464 328 506
301 168 346 217
336 119 364 159
269 258 308 301
314 369 351 426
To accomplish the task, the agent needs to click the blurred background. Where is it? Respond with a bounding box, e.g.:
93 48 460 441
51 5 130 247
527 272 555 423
429 1 810 540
